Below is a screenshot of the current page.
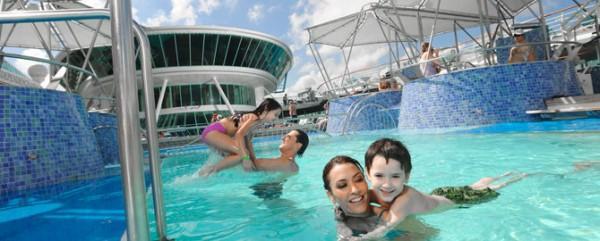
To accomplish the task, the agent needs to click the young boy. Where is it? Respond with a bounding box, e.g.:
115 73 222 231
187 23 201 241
364 138 525 224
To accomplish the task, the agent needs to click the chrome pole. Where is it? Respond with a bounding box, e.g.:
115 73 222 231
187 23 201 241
110 1 150 240
133 23 169 241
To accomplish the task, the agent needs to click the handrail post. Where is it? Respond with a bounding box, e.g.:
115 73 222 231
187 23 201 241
110 1 150 241
133 24 170 241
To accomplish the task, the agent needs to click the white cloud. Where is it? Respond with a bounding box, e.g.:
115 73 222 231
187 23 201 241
198 0 220 15
248 4 264 23
171 0 197 25
144 10 169 27
286 0 386 94
143 0 196 27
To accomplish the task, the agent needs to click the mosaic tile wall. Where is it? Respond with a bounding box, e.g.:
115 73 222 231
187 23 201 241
0 86 104 201
399 61 583 129
88 112 120 166
495 27 546 64
327 90 401 134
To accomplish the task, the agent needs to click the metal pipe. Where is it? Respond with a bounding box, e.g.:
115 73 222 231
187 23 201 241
132 23 168 241
537 0 551 60
156 79 169 122
0 8 110 23
212 77 235 115
110 1 150 241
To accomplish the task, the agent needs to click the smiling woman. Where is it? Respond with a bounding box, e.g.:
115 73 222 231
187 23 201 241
322 155 385 238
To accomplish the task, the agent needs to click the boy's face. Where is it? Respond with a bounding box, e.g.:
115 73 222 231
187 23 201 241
367 155 409 203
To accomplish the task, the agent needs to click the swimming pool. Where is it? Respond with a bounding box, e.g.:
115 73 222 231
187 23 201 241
152 119 600 241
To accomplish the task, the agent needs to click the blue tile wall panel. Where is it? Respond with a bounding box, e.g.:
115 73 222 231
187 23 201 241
88 112 119 165
398 61 583 129
0 86 104 201
327 91 402 134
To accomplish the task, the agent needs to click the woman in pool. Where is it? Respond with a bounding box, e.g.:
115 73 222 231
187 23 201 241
198 98 282 176
322 154 524 240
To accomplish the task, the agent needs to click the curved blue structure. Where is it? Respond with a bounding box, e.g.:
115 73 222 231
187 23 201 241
398 61 582 129
327 61 583 134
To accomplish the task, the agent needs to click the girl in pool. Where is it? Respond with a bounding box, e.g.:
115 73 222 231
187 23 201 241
198 98 282 176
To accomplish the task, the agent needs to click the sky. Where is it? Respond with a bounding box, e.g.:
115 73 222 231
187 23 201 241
9 0 574 94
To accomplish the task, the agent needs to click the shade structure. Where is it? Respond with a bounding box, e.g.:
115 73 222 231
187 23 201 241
308 0 539 47
0 0 112 51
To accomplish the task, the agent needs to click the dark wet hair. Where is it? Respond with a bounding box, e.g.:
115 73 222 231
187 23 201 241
364 138 412 175
251 98 282 119
322 155 364 191
293 129 309 157
421 42 432 53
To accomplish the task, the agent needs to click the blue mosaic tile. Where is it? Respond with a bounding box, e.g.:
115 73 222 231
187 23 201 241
88 112 120 165
327 61 583 132
399 61 582 129
0 86 104 201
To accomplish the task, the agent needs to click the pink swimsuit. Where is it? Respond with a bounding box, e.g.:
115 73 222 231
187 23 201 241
201 122 227 141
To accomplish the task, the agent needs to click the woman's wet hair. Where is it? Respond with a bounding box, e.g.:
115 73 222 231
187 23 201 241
251 98 282 118
293 129 309 157
364 138 412 175
322 155 364 191
421 42 432 53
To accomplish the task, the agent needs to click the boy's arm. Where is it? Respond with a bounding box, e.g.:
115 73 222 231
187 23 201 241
387 187 455 223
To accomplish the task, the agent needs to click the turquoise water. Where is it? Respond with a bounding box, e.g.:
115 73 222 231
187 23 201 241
153 120 600 240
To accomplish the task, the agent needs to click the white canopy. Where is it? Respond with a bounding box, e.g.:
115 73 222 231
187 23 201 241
308 0 539 47
0 19 112 50
0 1 112 50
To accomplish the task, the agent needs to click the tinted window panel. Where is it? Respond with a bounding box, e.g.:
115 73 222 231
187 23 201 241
225 36 241 66
203 34 217 65
161 34 178 67
235 37 251 66
215 35 229 65
190 34 204 65
177 34 191 66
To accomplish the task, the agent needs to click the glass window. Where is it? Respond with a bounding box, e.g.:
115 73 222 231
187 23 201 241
203 34 217 65
190 34 204 65
181 85 191 106
191 85 201 105
254 43 269 70
242 39 259 67
161 34 178 67
225 36 241 66
177 34 191 66
209 85 221 104
248 40 265 67
235 37 251 66
165 87 173 108
215 35 229 65
149 35 166 68
201 84 210 105
172 85 182 107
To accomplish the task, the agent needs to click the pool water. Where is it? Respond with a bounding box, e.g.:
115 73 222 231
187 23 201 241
153 120 600 241
0 175 126 241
